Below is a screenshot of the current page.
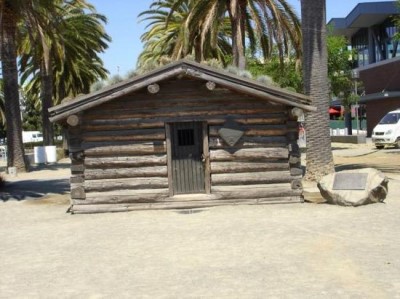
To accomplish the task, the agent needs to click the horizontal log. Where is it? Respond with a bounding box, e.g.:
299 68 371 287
290 167 303 176
84 177 168 192
211 184 302 199
71 186 85 199
82 113 287 131
210 161 288 174
71 164 85 174
211 171 294 185
209 136 287 149
84 141 166 156
210 148 289 161
82 189 170 203
209 125 291 137
85 166 168 180
70 176 84 184
82 121 164 131
87 94 286 112
85 155 167 168
82 128 165 142
291 179 303 190
67 115 80 127
69 151 84 162
289 156 301 164
85 106 285 121
71 196 302 213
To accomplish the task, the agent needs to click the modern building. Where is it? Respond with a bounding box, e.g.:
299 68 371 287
328 1 400 135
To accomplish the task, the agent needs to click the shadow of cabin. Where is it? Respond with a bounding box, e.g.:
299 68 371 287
49 60 315 213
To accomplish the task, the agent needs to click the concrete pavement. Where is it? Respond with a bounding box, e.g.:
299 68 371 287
1 143 400 298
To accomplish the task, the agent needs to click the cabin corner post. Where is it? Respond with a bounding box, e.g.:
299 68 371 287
202 122 211 194
68 113 86 202
165 123 174 197
287 108 303 191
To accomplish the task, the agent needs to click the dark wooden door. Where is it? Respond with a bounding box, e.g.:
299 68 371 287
170 122 205 194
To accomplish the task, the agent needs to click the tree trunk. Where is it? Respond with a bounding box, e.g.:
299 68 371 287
301 0 334 181
344 105 352 135
40 62 54 145
227 0 246 70
1 6 28 172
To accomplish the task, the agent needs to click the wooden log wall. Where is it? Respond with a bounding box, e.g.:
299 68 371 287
69 78 303 213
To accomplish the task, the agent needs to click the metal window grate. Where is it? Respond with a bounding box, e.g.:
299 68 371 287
177 129 195 146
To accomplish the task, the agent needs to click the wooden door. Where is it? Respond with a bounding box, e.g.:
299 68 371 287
170 122 205 194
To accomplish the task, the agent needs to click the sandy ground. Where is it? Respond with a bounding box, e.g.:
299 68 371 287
1 143 400 298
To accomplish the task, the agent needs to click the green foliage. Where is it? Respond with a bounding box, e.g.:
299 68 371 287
138 0 301 69
246 56 302 92
394 0 400 41
327 34 359 107
22 92 42 132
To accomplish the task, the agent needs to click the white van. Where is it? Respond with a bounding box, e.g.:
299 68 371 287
22 131 43 143
371 109 400 149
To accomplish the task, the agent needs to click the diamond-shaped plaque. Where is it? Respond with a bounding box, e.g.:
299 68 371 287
218 119 244 147
333 173 368 190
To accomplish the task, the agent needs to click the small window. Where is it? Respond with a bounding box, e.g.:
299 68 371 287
177 129 194 146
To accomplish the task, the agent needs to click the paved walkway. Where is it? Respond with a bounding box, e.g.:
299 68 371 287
1 144 400 298
1 186 400 298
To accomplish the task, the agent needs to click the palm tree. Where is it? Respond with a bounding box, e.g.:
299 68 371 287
19 0 110 144
301 0 334 181
0 0 56 171
138 0 231 68
166 0 301 69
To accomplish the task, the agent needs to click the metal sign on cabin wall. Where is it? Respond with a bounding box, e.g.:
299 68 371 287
218 119 244 147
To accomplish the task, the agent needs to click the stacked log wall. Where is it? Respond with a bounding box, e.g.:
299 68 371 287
69 78 302 213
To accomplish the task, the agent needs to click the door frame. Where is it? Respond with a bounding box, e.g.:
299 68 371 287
165 121 211 196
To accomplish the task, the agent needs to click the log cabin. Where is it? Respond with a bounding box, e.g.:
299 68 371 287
49 60 316 213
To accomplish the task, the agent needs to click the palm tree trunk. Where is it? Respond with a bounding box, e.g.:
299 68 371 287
227 0 246 70
1 6 28 172
40 61 54 146
301 0 334 181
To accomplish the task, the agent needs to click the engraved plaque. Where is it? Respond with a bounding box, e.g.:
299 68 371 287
218 120 244 147
332 173 368 190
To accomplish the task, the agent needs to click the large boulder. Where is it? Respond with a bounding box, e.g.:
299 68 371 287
317 168 388 206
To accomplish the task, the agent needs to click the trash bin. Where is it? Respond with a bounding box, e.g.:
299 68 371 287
34 146 46 164
45 146 57 163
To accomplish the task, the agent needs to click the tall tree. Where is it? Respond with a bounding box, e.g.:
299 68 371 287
327 34 357 135
19 0 110 145
301 0 334 181
138 0 231 68
140 0 301 69
176 0 302 69
0 0 55 171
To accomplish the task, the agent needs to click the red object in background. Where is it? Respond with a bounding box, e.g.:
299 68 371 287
329 107 341 115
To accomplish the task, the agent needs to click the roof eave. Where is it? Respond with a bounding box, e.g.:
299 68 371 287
50 60 315 122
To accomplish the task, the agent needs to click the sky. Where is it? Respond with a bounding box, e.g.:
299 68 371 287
89 0 389 76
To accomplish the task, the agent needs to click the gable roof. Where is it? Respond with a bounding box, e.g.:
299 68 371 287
49 59 315 122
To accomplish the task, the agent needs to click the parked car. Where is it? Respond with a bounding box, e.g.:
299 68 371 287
371 108 400 149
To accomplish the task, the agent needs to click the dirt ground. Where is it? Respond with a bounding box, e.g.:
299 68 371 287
1 143 400 298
